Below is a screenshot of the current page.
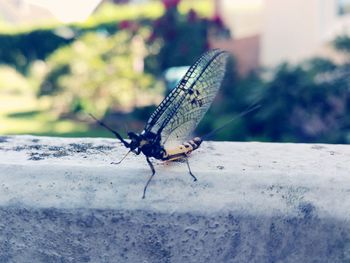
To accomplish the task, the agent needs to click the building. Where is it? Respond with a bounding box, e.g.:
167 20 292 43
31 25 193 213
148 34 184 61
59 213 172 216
0 0 56 26
214 0 350 73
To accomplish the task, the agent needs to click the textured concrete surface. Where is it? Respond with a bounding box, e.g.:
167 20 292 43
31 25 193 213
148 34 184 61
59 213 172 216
0 135 350 262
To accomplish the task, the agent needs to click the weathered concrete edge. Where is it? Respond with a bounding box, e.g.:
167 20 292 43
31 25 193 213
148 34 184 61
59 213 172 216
0 135 349 218
0 135 350 262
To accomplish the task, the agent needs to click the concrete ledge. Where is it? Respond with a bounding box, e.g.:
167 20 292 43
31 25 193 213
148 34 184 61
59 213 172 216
0 135 350 262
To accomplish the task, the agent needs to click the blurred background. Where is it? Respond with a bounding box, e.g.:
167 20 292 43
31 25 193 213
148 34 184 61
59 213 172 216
2 0 350 143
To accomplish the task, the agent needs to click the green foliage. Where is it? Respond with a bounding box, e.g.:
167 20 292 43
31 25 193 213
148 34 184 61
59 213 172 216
88 1 164 24
178 0 214 17
0 0 215 76
0 29 72 73
201 58 350 144
257 62 350 143
39 30 162 117
0 1 164 73
334 35 350 54
0 65 30 94
145 3 228 74
147 10 207 71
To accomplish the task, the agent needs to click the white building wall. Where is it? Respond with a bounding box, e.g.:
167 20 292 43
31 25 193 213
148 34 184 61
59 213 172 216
261 0 350 67
221 0 263 38
260 0 321 66
220 0 350 68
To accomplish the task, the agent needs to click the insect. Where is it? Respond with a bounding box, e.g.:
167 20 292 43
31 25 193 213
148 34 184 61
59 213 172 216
90 49 230 198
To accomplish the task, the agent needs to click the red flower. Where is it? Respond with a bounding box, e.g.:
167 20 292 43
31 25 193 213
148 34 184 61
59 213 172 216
119 20 139 32
187 9 198 22
162 0 181 9
212 15 224 28
119 20 131 30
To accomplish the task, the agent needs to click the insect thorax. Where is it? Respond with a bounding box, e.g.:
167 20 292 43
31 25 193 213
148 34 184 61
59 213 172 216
137 131 165 160
136 131 203 161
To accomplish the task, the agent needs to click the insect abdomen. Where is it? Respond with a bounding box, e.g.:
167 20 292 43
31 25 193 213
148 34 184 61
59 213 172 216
163 137 202 161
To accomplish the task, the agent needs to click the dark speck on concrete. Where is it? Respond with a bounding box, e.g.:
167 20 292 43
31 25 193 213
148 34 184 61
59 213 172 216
28 145 42 150
48 146 64 151
68 143 114 154
29 155 45 161
298 202 316 220
92 145 114 151
207 144 215 150
14 146 26 151
0 136 9 143
29 152 51 161
25 142 113 160
217 166 224 170
52 151 69 158
28 149 69 160
311 145 326 150
69 143 93 153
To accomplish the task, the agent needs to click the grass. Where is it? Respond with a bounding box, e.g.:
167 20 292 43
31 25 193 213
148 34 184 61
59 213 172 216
0 93 113 138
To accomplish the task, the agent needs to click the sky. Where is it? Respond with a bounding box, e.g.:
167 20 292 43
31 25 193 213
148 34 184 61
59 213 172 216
24 0 102 23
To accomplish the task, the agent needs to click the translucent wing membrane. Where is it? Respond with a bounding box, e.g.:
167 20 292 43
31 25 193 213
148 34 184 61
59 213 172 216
143 49 229 147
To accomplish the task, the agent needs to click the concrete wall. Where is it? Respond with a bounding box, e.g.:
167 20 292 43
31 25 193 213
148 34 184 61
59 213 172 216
0 135 350 262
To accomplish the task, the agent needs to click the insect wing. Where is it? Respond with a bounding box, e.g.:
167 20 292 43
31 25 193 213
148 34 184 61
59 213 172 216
144 49 229 147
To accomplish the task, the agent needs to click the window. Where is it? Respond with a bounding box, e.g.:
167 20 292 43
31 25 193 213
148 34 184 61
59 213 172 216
338 0 350 15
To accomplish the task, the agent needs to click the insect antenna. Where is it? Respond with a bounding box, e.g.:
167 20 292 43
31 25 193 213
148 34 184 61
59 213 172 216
88 113 130 148
201 104 261 141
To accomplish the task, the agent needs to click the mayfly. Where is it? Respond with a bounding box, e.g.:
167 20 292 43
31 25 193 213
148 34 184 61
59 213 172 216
90 49 234 198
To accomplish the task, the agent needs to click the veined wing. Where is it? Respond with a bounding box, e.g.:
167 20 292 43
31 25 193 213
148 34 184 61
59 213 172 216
143 49 229 147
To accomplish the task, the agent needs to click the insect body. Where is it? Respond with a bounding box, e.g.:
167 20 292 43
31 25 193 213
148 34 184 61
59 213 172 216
90 49 229 198
163 137 202 162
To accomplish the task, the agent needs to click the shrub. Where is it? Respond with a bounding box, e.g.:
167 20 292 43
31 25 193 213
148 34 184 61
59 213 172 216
0 65 30 94
38 29 163 117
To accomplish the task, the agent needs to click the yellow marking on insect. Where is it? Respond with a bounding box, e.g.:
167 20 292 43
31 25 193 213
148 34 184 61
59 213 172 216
140 140 148 147
163 137 202 161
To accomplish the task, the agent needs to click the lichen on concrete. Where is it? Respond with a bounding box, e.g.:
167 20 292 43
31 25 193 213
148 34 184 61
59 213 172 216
0 136 116 161
0 136 9 143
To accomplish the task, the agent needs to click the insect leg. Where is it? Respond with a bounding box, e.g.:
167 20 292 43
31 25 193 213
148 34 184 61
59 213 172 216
88 113 130 148
185 157 197 182
143 157 156 199
111 150 131 165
